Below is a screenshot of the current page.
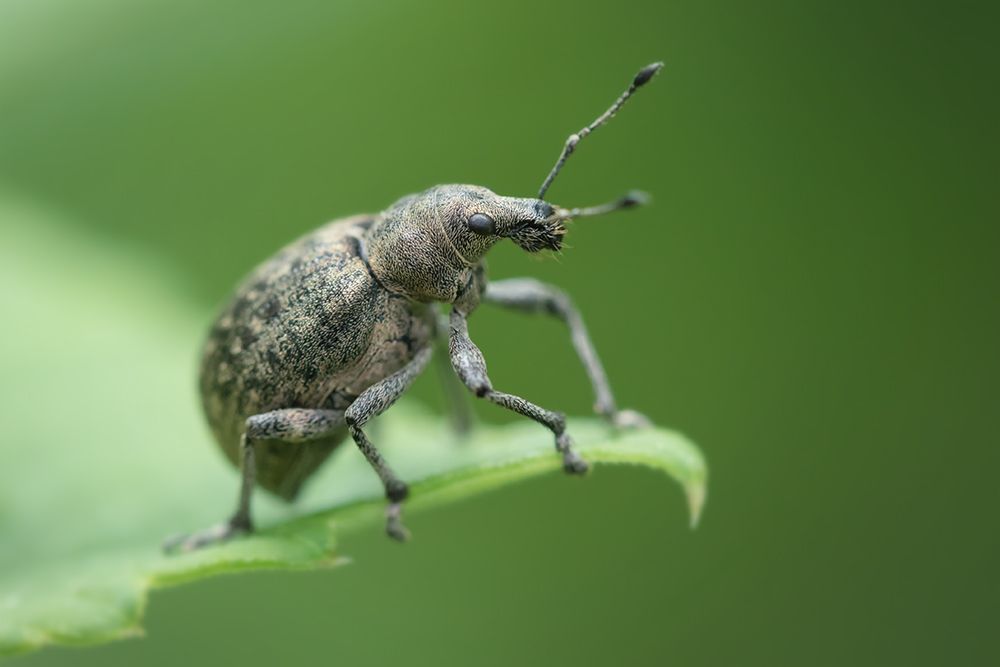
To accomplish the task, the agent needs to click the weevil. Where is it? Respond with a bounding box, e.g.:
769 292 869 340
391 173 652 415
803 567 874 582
165 62 665 551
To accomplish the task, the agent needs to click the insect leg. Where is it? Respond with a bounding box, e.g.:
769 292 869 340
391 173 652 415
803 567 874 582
163 408 345 553
484 278 650 428
448 308 589 474
345 346 433 541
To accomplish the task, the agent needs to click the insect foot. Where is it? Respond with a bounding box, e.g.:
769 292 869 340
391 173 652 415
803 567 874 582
162 516 252 553
611 409 653 430
385 503 411 542
557 433 590 475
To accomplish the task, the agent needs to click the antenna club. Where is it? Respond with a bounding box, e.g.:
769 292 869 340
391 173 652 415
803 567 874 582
633 62 664 88
620 190 651 208
537 62 662 199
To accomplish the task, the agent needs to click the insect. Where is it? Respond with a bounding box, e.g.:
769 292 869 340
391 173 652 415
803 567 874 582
165 61 664 551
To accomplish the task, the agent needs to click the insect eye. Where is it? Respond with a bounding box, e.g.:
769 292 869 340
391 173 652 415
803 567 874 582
467 213 496 235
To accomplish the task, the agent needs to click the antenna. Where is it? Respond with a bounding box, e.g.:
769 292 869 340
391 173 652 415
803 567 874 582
550 190 651 221
537 61 664 200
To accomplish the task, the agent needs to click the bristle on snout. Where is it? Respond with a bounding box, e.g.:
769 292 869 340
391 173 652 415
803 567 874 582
509 219 567 252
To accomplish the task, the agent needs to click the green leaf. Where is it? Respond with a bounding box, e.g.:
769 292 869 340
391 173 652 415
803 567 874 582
0 194 707 658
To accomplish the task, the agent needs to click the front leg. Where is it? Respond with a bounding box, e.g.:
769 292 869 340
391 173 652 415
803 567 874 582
434 308 474 435
484 278 649 428
449 309 588 474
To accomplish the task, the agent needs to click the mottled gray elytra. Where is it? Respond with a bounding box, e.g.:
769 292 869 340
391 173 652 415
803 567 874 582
164 61 664 551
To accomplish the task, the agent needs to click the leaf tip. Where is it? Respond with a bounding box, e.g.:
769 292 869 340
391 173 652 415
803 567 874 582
685 483 707 529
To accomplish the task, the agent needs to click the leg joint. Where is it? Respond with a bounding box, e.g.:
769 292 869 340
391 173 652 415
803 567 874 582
345 401 371 430
551 411 567 433
243 414 268 441
545 290 574 318
386 480 409 503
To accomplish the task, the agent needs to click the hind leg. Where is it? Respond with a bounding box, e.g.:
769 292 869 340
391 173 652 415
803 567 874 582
163 408 344 553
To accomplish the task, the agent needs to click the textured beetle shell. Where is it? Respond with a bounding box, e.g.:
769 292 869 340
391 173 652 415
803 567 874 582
200 215 435 500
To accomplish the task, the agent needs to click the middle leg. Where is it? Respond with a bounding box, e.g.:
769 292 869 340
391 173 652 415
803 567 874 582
344 346 433 541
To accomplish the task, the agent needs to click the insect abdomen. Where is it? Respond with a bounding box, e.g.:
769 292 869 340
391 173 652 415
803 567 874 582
199 216 386 499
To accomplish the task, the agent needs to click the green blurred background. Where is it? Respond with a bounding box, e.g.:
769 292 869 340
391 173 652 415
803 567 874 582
2 0 997 664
